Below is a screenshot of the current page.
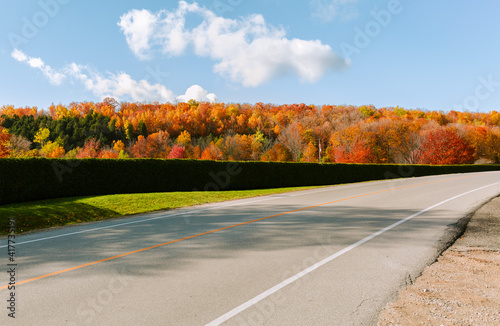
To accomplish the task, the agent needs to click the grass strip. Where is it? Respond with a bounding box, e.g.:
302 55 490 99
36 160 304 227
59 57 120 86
0 186 323 235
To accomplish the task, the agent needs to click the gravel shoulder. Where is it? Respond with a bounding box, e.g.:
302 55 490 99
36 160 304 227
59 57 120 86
377 196 500 325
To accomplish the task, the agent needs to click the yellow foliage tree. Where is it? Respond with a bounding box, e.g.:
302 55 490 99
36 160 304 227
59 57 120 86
302 141 318 162
34 128 51 147
177 130 191 147
113 140 125 152
41 138 65 158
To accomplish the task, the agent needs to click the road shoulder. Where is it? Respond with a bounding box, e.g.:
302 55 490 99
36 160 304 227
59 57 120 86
377 196 500 325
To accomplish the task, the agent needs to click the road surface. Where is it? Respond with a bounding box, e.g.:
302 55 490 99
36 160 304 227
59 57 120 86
1 172 500 325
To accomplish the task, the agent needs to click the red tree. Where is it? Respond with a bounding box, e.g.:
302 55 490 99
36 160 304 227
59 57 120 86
418 128 475 165
167 145 186 159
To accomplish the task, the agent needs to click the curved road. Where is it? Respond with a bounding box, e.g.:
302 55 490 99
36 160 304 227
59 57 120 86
1 172 500 325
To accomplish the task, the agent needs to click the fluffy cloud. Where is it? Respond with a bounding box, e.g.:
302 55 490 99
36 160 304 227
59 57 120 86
118 1 349 86
310 0 359 23
118 9 161 60
176 85 217 103
11 49 215 103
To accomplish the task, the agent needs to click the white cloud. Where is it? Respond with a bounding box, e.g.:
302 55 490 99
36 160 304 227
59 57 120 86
310 0 359 23
11 49 66 85
11 49 27 62
117 9 160 60
27 57 44 69
11 49 215 104
118 1 349 86
65 63 176 103
176 85 217 103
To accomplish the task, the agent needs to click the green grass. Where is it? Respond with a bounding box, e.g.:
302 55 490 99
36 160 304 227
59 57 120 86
0 186 324 235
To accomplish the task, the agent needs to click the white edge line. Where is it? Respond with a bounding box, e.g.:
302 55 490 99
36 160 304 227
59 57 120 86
0 196 278 248
205 181 500 326
0 184 365 248
0 175 460 247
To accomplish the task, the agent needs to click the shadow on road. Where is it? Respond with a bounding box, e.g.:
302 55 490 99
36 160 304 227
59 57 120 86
12 203 455 278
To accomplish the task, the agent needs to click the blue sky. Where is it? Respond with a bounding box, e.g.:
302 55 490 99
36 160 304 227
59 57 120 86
1 0 499 112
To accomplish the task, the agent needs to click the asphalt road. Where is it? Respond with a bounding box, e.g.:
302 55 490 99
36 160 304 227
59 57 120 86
1 172 500 325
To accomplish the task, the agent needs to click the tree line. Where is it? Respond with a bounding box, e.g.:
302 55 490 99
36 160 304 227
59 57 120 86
1 98 499 164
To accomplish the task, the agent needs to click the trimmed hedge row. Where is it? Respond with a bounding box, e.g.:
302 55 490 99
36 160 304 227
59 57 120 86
1 158 499 205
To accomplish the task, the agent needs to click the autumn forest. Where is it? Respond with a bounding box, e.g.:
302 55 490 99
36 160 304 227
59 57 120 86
1 99 500 165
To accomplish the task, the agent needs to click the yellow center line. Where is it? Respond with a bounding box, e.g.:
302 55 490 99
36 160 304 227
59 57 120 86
0 175 471 290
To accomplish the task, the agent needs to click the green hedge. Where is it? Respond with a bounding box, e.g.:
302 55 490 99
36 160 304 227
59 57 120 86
1 158 499 205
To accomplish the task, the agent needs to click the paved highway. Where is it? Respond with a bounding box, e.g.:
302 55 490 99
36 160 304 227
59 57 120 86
1 172 500 325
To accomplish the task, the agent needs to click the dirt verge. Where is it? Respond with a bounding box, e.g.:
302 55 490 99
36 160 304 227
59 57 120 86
377 197 500 325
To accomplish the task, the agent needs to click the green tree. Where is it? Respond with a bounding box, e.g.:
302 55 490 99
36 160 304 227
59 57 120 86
138 120 148 137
